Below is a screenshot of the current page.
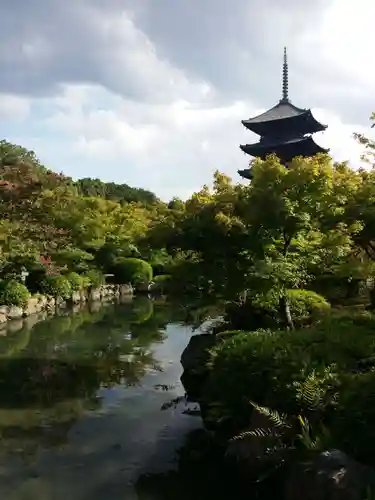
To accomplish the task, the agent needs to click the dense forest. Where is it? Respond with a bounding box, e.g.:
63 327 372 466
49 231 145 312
3 112 375 494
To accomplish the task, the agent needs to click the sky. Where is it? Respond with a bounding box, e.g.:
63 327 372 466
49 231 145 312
0 0 374 201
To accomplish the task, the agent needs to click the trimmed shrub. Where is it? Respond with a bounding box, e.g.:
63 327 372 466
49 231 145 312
205 311 375 437
0 280 30 307
65 272 84 291
40 275 72 299
151 274 171 294
286 289 330 321
112 258 153 285
83 269 105 288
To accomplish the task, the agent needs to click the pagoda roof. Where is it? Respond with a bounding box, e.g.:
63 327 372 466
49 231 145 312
244 99 306 123
240 135 329 159
242 99 327 135
238 168 253 180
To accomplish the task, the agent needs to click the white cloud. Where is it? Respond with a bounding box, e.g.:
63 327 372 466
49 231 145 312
36 82 373 200
0 94 30 121
0 0 374 200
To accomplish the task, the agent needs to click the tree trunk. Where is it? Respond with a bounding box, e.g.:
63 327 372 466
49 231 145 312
279 294 294 330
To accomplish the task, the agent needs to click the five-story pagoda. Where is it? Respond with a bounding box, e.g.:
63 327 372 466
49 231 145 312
238 48 329 180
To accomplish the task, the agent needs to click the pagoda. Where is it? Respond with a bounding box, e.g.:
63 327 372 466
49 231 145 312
238 48 329 180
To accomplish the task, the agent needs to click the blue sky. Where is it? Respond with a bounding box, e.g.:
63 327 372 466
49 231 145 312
0 0 373 200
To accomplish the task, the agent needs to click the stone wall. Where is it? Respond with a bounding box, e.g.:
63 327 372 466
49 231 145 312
0 284 133 325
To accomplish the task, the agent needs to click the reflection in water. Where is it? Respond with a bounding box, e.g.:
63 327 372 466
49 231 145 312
0 296 225 500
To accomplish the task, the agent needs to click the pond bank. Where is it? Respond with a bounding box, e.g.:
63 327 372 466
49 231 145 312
0 284 133 328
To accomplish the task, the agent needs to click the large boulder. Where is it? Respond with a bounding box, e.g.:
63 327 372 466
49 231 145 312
180 333 217 403
285 449 375 500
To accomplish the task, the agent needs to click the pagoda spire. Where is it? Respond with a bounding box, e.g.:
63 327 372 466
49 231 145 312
281 46 289 102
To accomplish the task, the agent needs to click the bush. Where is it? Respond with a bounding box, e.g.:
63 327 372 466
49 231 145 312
0 280 30 307
111 258 153 285
205 311 375 437
65 272 84 291
40 275 72 299
286 289 330 321
151 274 171 294
83 269 104 288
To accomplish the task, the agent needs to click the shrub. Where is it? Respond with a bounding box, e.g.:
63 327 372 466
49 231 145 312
83 269 104 288
0 280 30 307
112 258 153 285
40 275 72 299
205 311 375 436
151 274 171 294
65 272 84 291
246 288 330 328
286 289 330 321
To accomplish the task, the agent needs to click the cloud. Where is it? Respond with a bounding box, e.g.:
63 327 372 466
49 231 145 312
0 0 373 201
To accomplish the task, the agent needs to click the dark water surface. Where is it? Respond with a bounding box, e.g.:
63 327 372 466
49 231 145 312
0 297 225 500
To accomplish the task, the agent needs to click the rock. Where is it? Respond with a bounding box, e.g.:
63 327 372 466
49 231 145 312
7 306 23 320
71 291 81 304
180 334 218 403
181 333 217 372
89 289 101 301
37 295 48 309
55 297 67 308
0 306 9 316
24 297 42 316
120 284 133 296
285 449 375 500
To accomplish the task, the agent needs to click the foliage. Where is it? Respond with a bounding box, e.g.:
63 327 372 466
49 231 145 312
83 269 104 288
111 258 153 285
65 272 85 292
230 373 334 480
151 275 172 294
145 159 366 327
0 140 161 283
75 177 159 206
286 289 330 322
205 311 375 434
0 280 30 307
41 275 72 299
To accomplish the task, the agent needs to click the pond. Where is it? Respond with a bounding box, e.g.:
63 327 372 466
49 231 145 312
0 296 246 500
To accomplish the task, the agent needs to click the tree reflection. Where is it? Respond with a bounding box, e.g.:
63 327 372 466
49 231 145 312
0 297 173 456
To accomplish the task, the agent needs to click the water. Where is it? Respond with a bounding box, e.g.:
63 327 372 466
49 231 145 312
0 297 219 500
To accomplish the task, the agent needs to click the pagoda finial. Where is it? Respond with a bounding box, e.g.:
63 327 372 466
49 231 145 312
281 46 289 102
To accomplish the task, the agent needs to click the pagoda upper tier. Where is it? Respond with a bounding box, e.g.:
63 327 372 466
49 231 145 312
239 48 329 179
241 100 326 137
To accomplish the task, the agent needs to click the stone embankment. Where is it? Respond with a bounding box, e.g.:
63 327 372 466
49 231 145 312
0 284 133 325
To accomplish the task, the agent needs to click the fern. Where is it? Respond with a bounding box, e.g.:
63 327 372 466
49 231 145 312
294 371 323 409
230 371 334 462
249 400 290 429
294 365 339 411
232 427 278 441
